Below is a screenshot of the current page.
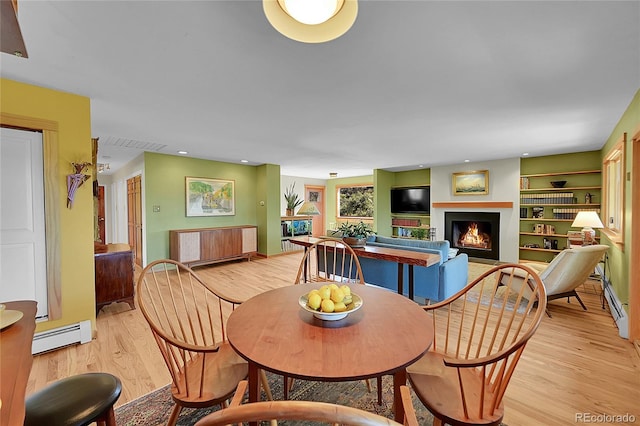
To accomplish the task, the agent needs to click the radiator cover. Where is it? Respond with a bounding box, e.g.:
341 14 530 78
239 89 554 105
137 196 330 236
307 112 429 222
32 320 92 354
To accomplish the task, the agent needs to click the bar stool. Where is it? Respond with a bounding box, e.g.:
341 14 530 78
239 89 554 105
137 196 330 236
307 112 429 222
24 372 122 426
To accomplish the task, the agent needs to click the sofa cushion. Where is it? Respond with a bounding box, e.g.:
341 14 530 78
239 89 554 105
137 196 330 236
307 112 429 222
367 236 449 264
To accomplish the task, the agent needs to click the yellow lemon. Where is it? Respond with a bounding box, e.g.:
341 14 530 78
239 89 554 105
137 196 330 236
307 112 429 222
333 301 347 312
318 285 331 300
320 299 335 313
308 289 320 299
329 283 339 290
307 293 322 310
330 287 345 303
340 285 351 297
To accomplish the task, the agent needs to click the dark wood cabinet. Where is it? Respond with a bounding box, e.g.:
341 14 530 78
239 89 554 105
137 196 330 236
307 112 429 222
169 225 257 267
94 249 135 313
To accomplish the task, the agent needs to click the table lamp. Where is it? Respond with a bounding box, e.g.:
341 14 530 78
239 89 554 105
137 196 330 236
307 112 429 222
297 201 320 236
571 211 604 245
297 200 320 216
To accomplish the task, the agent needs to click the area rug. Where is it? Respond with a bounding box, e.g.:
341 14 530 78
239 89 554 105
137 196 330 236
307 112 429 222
116 372 508 425
116 372 432 425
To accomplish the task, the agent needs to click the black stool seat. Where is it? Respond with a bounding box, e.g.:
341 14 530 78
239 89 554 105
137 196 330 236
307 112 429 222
25 372 122 426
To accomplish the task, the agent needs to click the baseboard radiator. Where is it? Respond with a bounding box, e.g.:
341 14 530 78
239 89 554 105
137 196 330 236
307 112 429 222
32 320 92 355
597 264 628 339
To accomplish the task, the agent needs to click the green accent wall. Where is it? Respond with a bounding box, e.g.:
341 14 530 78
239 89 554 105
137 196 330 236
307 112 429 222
520 151 601 175
373 169 431 237
598 89 639 311
256 163 282 255
143 152 281 261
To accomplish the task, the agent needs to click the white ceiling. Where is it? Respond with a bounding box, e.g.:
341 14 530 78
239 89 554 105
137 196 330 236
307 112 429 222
2 1 639 179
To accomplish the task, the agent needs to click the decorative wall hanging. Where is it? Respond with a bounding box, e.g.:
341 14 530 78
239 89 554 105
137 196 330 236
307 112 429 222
186 177 235 217
452 170 489 195
67 162 92 208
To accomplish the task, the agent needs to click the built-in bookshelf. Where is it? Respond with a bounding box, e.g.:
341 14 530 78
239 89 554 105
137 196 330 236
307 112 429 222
390 215 434 240
280 216 312 252
519 165 601 262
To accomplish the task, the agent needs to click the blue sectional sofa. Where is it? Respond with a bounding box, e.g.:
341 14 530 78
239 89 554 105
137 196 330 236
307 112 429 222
360 236 469 302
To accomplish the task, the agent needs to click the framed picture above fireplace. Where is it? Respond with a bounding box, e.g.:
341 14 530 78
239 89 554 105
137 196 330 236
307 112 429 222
452 170 489 195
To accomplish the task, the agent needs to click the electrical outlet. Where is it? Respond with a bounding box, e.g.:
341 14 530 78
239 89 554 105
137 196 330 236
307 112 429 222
153 205 160 212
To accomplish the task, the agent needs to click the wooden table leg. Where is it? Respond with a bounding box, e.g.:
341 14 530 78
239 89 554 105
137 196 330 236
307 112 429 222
247 363 260 426
397 263 404 295
408 265 414 301
393 369 407 424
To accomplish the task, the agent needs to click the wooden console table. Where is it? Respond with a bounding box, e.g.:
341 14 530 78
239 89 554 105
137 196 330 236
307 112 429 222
0 300 37 426
95 249 135 313
169 225 257 267
289 236 440 300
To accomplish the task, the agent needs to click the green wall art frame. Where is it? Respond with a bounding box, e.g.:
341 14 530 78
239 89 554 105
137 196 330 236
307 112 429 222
185 176 235 216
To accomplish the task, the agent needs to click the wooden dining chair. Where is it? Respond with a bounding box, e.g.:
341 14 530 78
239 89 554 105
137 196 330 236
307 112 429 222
136 259 272 426
290 238 382 402
406 263 547 426
194 380 417 426
293 237 365 285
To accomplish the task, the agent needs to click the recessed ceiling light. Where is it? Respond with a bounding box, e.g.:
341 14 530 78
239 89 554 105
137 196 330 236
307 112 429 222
522 152 530 156
464 159 470 163
240 159 249 163
418 165 424 168
263 0 358 43
329 172 338 178
177 150 188 155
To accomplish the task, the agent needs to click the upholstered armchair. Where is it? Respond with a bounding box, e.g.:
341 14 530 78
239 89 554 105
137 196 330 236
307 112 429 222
512 244 608 316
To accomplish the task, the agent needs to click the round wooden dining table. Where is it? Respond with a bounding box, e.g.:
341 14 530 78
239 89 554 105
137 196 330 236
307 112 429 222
226 284 434 424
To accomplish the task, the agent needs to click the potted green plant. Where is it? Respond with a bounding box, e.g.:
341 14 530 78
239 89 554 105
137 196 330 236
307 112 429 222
337 221 374 248
284 182 303 216
410 227 427 240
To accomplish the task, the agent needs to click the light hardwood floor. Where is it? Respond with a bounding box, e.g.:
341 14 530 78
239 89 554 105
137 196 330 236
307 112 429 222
27 253 640 425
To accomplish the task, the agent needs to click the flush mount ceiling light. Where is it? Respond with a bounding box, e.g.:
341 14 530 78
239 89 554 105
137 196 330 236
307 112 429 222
263 0 357 43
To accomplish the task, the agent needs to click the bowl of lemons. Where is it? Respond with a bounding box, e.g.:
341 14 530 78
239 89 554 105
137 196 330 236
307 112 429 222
299 283 363 321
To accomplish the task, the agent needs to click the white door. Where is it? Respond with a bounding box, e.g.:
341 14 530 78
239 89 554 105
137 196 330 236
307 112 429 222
0 127 48 319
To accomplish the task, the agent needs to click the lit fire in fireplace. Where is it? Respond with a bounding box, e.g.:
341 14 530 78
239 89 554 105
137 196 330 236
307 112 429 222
458 222 490 249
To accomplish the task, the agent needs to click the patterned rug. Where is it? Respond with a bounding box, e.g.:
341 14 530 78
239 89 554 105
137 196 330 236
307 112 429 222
115 372 431 425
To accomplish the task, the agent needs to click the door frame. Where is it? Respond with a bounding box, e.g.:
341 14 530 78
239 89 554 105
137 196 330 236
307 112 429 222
630 129 639 343
1 113 62 320
304 185 325 237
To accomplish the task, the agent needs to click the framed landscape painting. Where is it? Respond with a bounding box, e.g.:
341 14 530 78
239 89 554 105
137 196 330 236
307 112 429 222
452 170 489 195
186 177 235 216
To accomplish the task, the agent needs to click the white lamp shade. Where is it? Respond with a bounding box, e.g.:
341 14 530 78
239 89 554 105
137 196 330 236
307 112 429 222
297 201 320 215
571 211 604 229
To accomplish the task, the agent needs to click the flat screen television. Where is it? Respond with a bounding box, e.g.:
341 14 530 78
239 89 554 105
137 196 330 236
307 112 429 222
391 187 430 214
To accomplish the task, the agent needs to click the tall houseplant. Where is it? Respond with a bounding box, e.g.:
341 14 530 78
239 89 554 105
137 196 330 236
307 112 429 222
284 182 303 216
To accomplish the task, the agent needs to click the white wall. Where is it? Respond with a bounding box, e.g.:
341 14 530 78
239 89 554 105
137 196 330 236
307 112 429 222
97 154 144 245
430 158 521 263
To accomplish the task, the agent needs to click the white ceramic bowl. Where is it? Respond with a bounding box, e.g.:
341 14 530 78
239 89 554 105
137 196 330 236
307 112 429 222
299 292 363 321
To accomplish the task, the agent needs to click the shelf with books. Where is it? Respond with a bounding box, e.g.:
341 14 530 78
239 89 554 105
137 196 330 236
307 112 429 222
519 159 601 263
390 214 431 240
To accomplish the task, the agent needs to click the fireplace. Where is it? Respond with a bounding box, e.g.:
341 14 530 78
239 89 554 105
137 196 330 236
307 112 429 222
445 212 500 260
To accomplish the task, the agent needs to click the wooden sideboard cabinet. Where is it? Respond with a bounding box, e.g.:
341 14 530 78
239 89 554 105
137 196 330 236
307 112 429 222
170 225 257 267
94 249 135 313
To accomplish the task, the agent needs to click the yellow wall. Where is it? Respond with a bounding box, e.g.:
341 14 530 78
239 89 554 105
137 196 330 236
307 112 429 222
1 78 96 332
